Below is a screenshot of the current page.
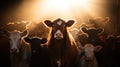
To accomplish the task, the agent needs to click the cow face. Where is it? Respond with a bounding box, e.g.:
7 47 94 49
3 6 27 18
24 37 47 54
44 18 74 39
9 30 28 53
83 44 102 60
81 27 103 44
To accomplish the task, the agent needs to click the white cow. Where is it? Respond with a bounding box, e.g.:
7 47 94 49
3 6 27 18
78 44 102 67
8 30 30 67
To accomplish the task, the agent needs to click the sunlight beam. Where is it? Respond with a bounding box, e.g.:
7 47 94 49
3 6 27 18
10 0 108 23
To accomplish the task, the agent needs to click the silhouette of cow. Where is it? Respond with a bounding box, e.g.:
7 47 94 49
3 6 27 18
101 35 120 67
24 36 51 67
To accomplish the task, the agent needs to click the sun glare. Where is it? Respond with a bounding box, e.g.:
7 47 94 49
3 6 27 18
31 0 94 21
9 0 108 24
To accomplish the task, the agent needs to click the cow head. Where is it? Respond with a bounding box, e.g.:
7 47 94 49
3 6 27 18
81 44 102 61
44 18 74 40
81 27 104 44
81 27 103 36
8 30 28 53
24 37 47 54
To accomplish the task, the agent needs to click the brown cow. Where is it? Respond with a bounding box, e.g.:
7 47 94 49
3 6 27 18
44 18 78 67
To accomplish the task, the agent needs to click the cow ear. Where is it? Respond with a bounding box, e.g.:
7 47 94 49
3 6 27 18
44 20 52 27
24 37 31 43
66 20 75 27
81 27 88 33
21 30 29 37
1 30 10 37
97 28 104 33
104 17 110 23
77 46 84 55
94 45 102 52
89 19 96 24
41 38 47 44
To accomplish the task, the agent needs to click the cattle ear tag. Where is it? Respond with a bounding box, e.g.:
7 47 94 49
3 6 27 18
57 21 62 26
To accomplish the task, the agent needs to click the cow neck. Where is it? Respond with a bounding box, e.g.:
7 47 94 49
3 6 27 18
54 39 64 45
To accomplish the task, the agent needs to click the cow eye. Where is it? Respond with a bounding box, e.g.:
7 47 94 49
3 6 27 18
8 37 10 40
62 25 66 29
63 25 66 28
18 38 21 41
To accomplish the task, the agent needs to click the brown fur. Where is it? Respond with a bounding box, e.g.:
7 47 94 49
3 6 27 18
46 22 78 67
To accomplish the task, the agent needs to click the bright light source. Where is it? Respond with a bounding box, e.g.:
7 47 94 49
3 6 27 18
32 0 93 21
10 0 108 24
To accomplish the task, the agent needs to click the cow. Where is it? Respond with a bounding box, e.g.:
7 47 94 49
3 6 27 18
69 27 88 46
43 18 78 67
69 28 82 46
7 21 29 31
86 17 110 28
78 44 102 67
101 35 120 67
81 27 104 46
24 36 51 67
6 30 30 67
26 21 48 38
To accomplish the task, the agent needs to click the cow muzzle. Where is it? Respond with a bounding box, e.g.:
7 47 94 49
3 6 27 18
10 48 18 53
54 30 63 39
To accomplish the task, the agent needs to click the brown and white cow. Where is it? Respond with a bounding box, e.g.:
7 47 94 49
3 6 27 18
44 18 78 67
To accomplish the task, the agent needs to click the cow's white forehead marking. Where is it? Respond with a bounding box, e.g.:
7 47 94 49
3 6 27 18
57 21 62 26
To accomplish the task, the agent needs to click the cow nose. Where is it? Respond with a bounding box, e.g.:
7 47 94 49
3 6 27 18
55 33 63 39
56 33 62 37
54 30 63 39
10 48 17 53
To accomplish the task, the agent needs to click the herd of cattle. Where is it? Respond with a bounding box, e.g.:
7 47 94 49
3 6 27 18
0 18 120 67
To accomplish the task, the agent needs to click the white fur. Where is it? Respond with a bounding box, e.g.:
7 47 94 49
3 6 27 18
78 44 101 67
9 32 21 53
9 31 30 67
56 60 61 67
57 21 62 26
54 30 63 39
